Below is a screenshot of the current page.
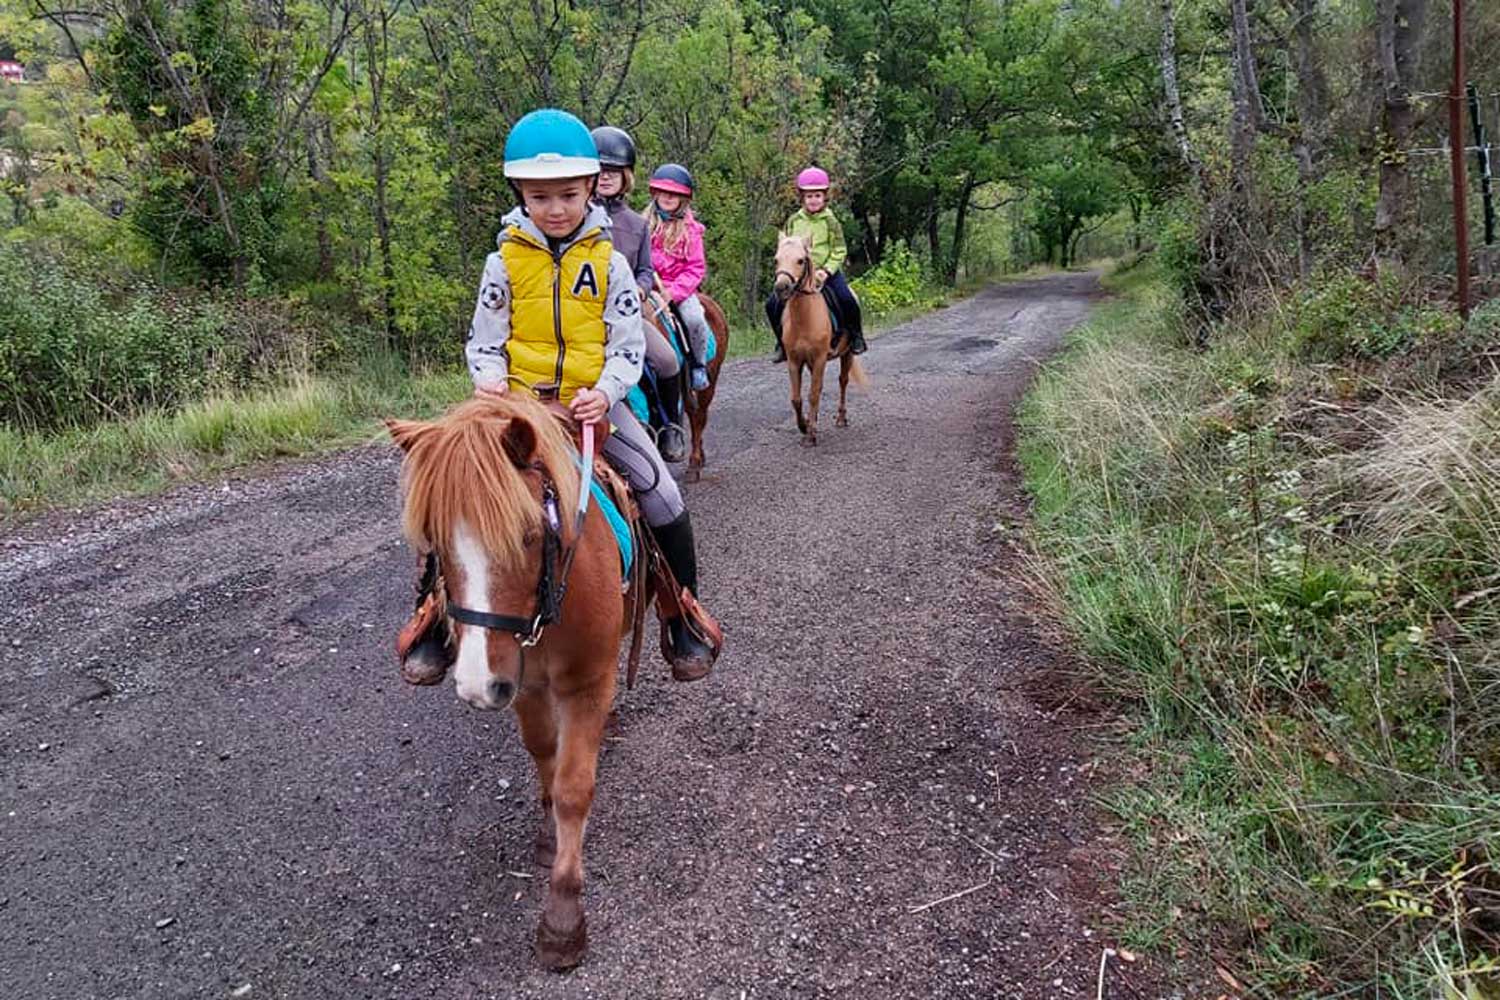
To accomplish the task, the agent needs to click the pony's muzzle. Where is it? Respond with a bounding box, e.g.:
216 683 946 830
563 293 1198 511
455 675 516 711
488 678 515 707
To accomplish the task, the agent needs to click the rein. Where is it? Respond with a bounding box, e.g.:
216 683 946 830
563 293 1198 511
775 245 819 297
444 423 597 667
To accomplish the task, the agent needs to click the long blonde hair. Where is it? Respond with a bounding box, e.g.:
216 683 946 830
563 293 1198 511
649 202 694 254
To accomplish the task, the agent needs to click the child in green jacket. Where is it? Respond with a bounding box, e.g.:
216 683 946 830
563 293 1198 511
766 166 866 361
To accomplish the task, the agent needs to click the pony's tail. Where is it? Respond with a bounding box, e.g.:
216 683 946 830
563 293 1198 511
847 356 870 388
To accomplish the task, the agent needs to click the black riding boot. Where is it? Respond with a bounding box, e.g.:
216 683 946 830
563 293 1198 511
657 369 684 423
653 373 689 463
766 296 786 363
649 512 716 681
399 552 454 685
848 326 868 355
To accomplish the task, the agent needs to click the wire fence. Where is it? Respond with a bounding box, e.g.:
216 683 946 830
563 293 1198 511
1402 82 1499 292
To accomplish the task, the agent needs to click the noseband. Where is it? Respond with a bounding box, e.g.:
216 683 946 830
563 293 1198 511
775 246 817 297
445 472 573 649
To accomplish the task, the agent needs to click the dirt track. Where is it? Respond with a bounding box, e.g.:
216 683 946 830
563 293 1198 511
0 271 1164 999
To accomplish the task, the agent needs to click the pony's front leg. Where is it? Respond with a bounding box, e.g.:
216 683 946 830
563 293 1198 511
805 356 827 447
836 354 852 428
788 361 807 437
514 691 559 867
535 672 614 971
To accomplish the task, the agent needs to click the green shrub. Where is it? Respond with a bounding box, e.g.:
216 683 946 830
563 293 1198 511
1288 271 1459 361
0 244 227 427
852 241 927 316
1151 199 1203 301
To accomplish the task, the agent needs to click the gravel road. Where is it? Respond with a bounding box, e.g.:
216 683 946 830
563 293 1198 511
1 271 1167 1000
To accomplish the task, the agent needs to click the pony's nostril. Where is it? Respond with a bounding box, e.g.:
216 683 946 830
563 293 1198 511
488 679 514 705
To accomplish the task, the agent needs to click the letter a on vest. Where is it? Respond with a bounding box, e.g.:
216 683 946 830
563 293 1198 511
572 261 600 298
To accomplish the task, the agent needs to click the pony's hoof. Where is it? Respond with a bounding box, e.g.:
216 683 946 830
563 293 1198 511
685 465 701 484
835 416 848 428
536 914 588 971
802 435 817 448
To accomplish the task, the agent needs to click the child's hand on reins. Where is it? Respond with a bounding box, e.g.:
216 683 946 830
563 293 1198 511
815 268 829 284
570 388 609 425
474 383 508 401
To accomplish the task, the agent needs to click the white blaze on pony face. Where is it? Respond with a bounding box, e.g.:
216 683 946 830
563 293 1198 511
450 519 499 708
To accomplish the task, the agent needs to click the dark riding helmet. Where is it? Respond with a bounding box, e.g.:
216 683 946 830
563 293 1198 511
590 126 637 169
648 163 694 196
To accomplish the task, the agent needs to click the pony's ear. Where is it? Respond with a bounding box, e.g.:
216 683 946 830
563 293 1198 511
385 418 434 453
501 417 538 468
799 235 812 250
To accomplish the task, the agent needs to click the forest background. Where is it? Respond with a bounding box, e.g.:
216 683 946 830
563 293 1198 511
5 0 1500 993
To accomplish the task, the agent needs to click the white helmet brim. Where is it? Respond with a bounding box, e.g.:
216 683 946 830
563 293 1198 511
504 154 601 180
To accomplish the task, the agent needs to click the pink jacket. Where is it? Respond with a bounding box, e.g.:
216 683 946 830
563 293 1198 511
650 211 706 303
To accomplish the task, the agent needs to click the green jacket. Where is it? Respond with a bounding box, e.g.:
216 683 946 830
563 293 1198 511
786 206 848 275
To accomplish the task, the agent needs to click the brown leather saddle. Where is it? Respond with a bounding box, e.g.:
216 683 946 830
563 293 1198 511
535 396 722 689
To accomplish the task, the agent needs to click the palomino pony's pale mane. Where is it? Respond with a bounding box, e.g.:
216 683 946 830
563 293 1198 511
395 394 582 572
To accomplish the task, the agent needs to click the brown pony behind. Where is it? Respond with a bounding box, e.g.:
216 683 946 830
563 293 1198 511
389 394 582 571
645 292 731 482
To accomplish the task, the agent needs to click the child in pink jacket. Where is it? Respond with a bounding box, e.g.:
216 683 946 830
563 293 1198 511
647 163 713 390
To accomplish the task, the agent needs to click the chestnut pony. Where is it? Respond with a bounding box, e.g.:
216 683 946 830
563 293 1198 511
644 291 731 481
772 234 866 446
387 393 630 971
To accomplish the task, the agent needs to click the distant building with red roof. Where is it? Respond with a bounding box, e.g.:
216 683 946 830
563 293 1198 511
0 61 25 84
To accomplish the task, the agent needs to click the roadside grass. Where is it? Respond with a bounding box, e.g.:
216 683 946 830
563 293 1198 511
1 361 469 516
1018 265 1500 996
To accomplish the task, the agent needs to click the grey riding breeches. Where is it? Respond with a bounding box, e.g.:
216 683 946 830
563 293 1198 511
602 401 684 527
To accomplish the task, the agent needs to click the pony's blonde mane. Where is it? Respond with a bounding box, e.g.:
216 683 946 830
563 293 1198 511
393 394 582 572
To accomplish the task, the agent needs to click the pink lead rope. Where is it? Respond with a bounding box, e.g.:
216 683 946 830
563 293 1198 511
577 421 595 524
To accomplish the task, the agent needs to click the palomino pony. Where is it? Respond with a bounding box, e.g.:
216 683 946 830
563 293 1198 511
386 394 632 971
644 291 731 481
772 234 866 446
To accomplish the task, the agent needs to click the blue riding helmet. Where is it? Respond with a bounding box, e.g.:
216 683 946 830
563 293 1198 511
648 163 695 196
504 109 600 180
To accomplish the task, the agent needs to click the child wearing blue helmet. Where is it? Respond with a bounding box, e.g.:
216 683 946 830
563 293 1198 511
398 109 720 685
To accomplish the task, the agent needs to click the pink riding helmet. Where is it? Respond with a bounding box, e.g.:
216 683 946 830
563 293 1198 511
796 166 830 191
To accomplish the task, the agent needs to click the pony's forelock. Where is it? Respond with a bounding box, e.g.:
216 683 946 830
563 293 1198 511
396 394 582 571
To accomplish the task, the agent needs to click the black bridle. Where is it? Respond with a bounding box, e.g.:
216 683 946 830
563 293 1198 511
775 244 818 299
445 471 583 650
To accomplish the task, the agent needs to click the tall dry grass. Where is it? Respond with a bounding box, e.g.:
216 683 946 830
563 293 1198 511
1019 269 1500 996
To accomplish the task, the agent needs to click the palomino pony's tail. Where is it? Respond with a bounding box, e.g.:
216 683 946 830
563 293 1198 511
847 356 870 388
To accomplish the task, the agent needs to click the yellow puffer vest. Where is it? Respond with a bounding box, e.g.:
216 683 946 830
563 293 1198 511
500 224 614 404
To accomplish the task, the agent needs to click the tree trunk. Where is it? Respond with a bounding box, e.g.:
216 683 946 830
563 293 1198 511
945 175 976 283
1159 0 1205 193
926 200 941 273
364 6 397 349
1288 0 1329 279
1227 0 1261 242
1373 0 1430 268
306 122 334 281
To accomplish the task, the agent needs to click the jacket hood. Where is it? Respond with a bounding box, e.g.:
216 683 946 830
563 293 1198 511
499 202 613 251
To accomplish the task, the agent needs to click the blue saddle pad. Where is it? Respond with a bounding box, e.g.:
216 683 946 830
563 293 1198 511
659 307 718 365
576 461 633 576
